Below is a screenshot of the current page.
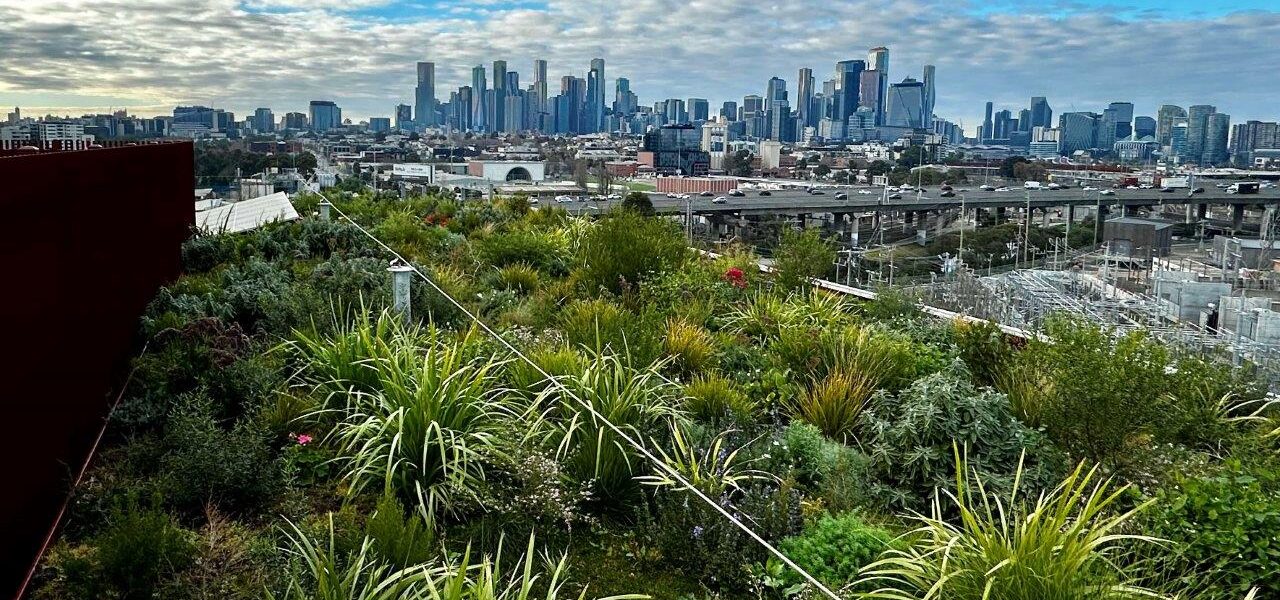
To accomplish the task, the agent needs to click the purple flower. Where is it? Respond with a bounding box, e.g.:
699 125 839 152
691 525 705 539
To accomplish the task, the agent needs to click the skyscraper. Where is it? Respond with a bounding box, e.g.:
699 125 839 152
308 100 341 132
1203 112 1231 165
1029 97 1052 129
981 102 994 143
834 60 865 123
587 58 605 133
687 98 709 122
858 69 886 126
921 64 935 128
1134 116 1156 139
1156 105 1186 147
1186 105 1216 164
1230 120 1280 167
533 59 548 127
493 60 508 132
1058 111 1100 156
885 78 924 129
868 46 889 74
1018 109 1032 133
993 109 1014 140
720 101 737 122
765 77 787 113
471 65 488 132
252 108 274 133
395 104 412 130
415 62 436 127
797 68 815 128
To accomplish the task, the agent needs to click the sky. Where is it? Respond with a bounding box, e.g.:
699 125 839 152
2 0 1278 133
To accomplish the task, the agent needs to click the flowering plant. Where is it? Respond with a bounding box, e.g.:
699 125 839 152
723 267 748 289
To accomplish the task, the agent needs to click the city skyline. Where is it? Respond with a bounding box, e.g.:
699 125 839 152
4 0 1280 129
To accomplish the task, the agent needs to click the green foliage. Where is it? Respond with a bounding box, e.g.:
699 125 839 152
662 318 717 375
1139 462 1280 598
373 211 459 259
365 494 437 569
684 373 757 424
789 370 878 443
640 425 768 497
622 191 656 216
558 299 660 364
952 320 1015 387
862 366 1060 511
495 263 541 294
159 397 282 516
858 458 1161 600
506 345 587 397
772 228 834 291
778 513 896 589
475 228 567 274
771 422 871 513
575 211 690 295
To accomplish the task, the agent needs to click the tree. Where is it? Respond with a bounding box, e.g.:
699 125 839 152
999 156 1030 178
866 160 892 178
723 150 754 176
1013 161 1048 182
621 191 655 216
773 228 835 291
813 163 832 178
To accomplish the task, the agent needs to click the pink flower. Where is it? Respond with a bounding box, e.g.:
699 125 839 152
296 434 313 445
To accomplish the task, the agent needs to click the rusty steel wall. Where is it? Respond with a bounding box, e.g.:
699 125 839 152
0 142 194 599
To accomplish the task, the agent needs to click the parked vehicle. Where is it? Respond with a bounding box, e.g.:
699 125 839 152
980 185 997 191
1099 189 1116 196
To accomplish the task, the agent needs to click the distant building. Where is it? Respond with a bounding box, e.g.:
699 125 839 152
1203 112 1231 165
1029 96 1053 130
1134 116 1156 139
415 61 436 127
394 104 412 130
1058 112 1100 156
308 101 341 132
1186 105 1216 164
1156 104 1186 147
639 124 710 176
701 120 728 170
283 112 307 130
885 77 924 129
687 98 710 123
369 117 391 133
1230 120 1279 167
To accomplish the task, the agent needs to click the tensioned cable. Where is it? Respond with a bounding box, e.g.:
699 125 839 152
317 194 844 600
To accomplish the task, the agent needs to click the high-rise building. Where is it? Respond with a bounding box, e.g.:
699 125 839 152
308 100 341 132
1018 109 1032 133
1099 102 1134 149
415 62 436 127
395 104 412 130
1230 120 1280 166
868 46 889 74
743 95 763 117
471 65 488 132
834 60 865 123
1186 105 1216 164
1156 105 1186 147
369 117 391 133
981 102 994 143
885 77 924 129
665 98 687 125
769 100 793 142
1203 112 1231 165
1058 111 1099 156
586 58 605 133
492 60 508 132
765 77 787 114
797 68 815 128
1134 116 1156 139
1029 96 1052 130
252 108 274 133
687 98 710 123
993 109 1014 140
613 77 637 116
858 69 886 126
533 59 548 126
283 112 307 130
1170 122 1189 160
921 64 935 128
720 101 737 122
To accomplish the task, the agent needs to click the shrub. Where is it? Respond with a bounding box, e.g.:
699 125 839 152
495 262 540 294
1138 462 1280 598
365 494 437 570
862 366 1060 511
857 458 1162 600
663 318 717 375
778 513 896 589
772 228 834 291
774 324 918 392
769 422 872 513
507 345 587 398
181 231 239 273
788 371 878 443
640 425 769 497
622 191 656 216
558 299 661 364
684 374 757 424
723 292 791 340
952 320 1015 387
574 211 690 295
475 228 567 274
158 398 282 516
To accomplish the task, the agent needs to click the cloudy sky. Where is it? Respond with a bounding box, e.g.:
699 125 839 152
2 0 1278 132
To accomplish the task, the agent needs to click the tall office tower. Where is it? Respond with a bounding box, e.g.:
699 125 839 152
504 90 525 134
394 104 412 129
1186 104 1216 164
834 59 865 123
743 94 763 117
1203 112 1231 165
857 69 885 126
769 100 792 141
1134 116 1156 139
720 101 737 121
1058 111 1100 156
1018 109 1032 132
1029 96 1052 130
308 100 341 132
981 102 994 142
415 62 436 127
1170 122 1189 160
533 59 548 103
492 60 508 131
797 68 815 128
992 109 1014 140
455 87 473 132
283 112 307 130
687 98 709 122
613 77 637 116
921 64 935 128
664 98 687 124
885 78 924 129
586 58 605 133
868 46 889 75
471 65 487 132
764 77 787 113
1103 102 1134 145
1156 104 1186 146
253 108 274 133
558 76 585 133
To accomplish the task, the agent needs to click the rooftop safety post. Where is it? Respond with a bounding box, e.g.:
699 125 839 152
388 262 414 325
318 199 332 221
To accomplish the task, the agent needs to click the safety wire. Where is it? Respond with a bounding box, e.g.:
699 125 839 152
318 194 845 600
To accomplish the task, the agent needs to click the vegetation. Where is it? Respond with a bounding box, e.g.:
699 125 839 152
32 183 1275 600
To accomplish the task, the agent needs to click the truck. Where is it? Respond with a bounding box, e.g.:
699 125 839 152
1228 181 1261 194
1160 176 1190 189
1023 181 1043 190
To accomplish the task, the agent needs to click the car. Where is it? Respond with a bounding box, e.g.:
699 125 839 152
940 191 956 197
1047 183 1062 190
1082 186 1098 192
1160 187 1175 193
1216 183 1230 188
995 186 1012 192
528 197 539 204
940 185 954 191
858 189 874 195
554 195 573 203
1192 187 1205 194
835 192 848 200
1126 185 1139 190
729 189 745 197
712 196 728 204
980 185 996 191
699 190 713 197
1139 184 1154 189
666 193 677 198
900 184 914 191
678 193 691 200
1099 189 1116 196
888 193 903 200
759 190 772 196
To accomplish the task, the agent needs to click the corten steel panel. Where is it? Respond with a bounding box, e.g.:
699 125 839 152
0 142 194 599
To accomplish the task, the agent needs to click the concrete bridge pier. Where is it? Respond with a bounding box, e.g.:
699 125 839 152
1197 203 1208 220
1233 204 1245 231
996 206 1007 224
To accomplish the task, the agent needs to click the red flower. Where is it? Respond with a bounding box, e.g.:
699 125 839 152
723 267 748 289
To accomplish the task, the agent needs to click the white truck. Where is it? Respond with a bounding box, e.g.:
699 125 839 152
1023 181 1043 190
1161 176 1190 190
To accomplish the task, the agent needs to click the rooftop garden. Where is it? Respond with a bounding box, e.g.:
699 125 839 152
29 189 1280 599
